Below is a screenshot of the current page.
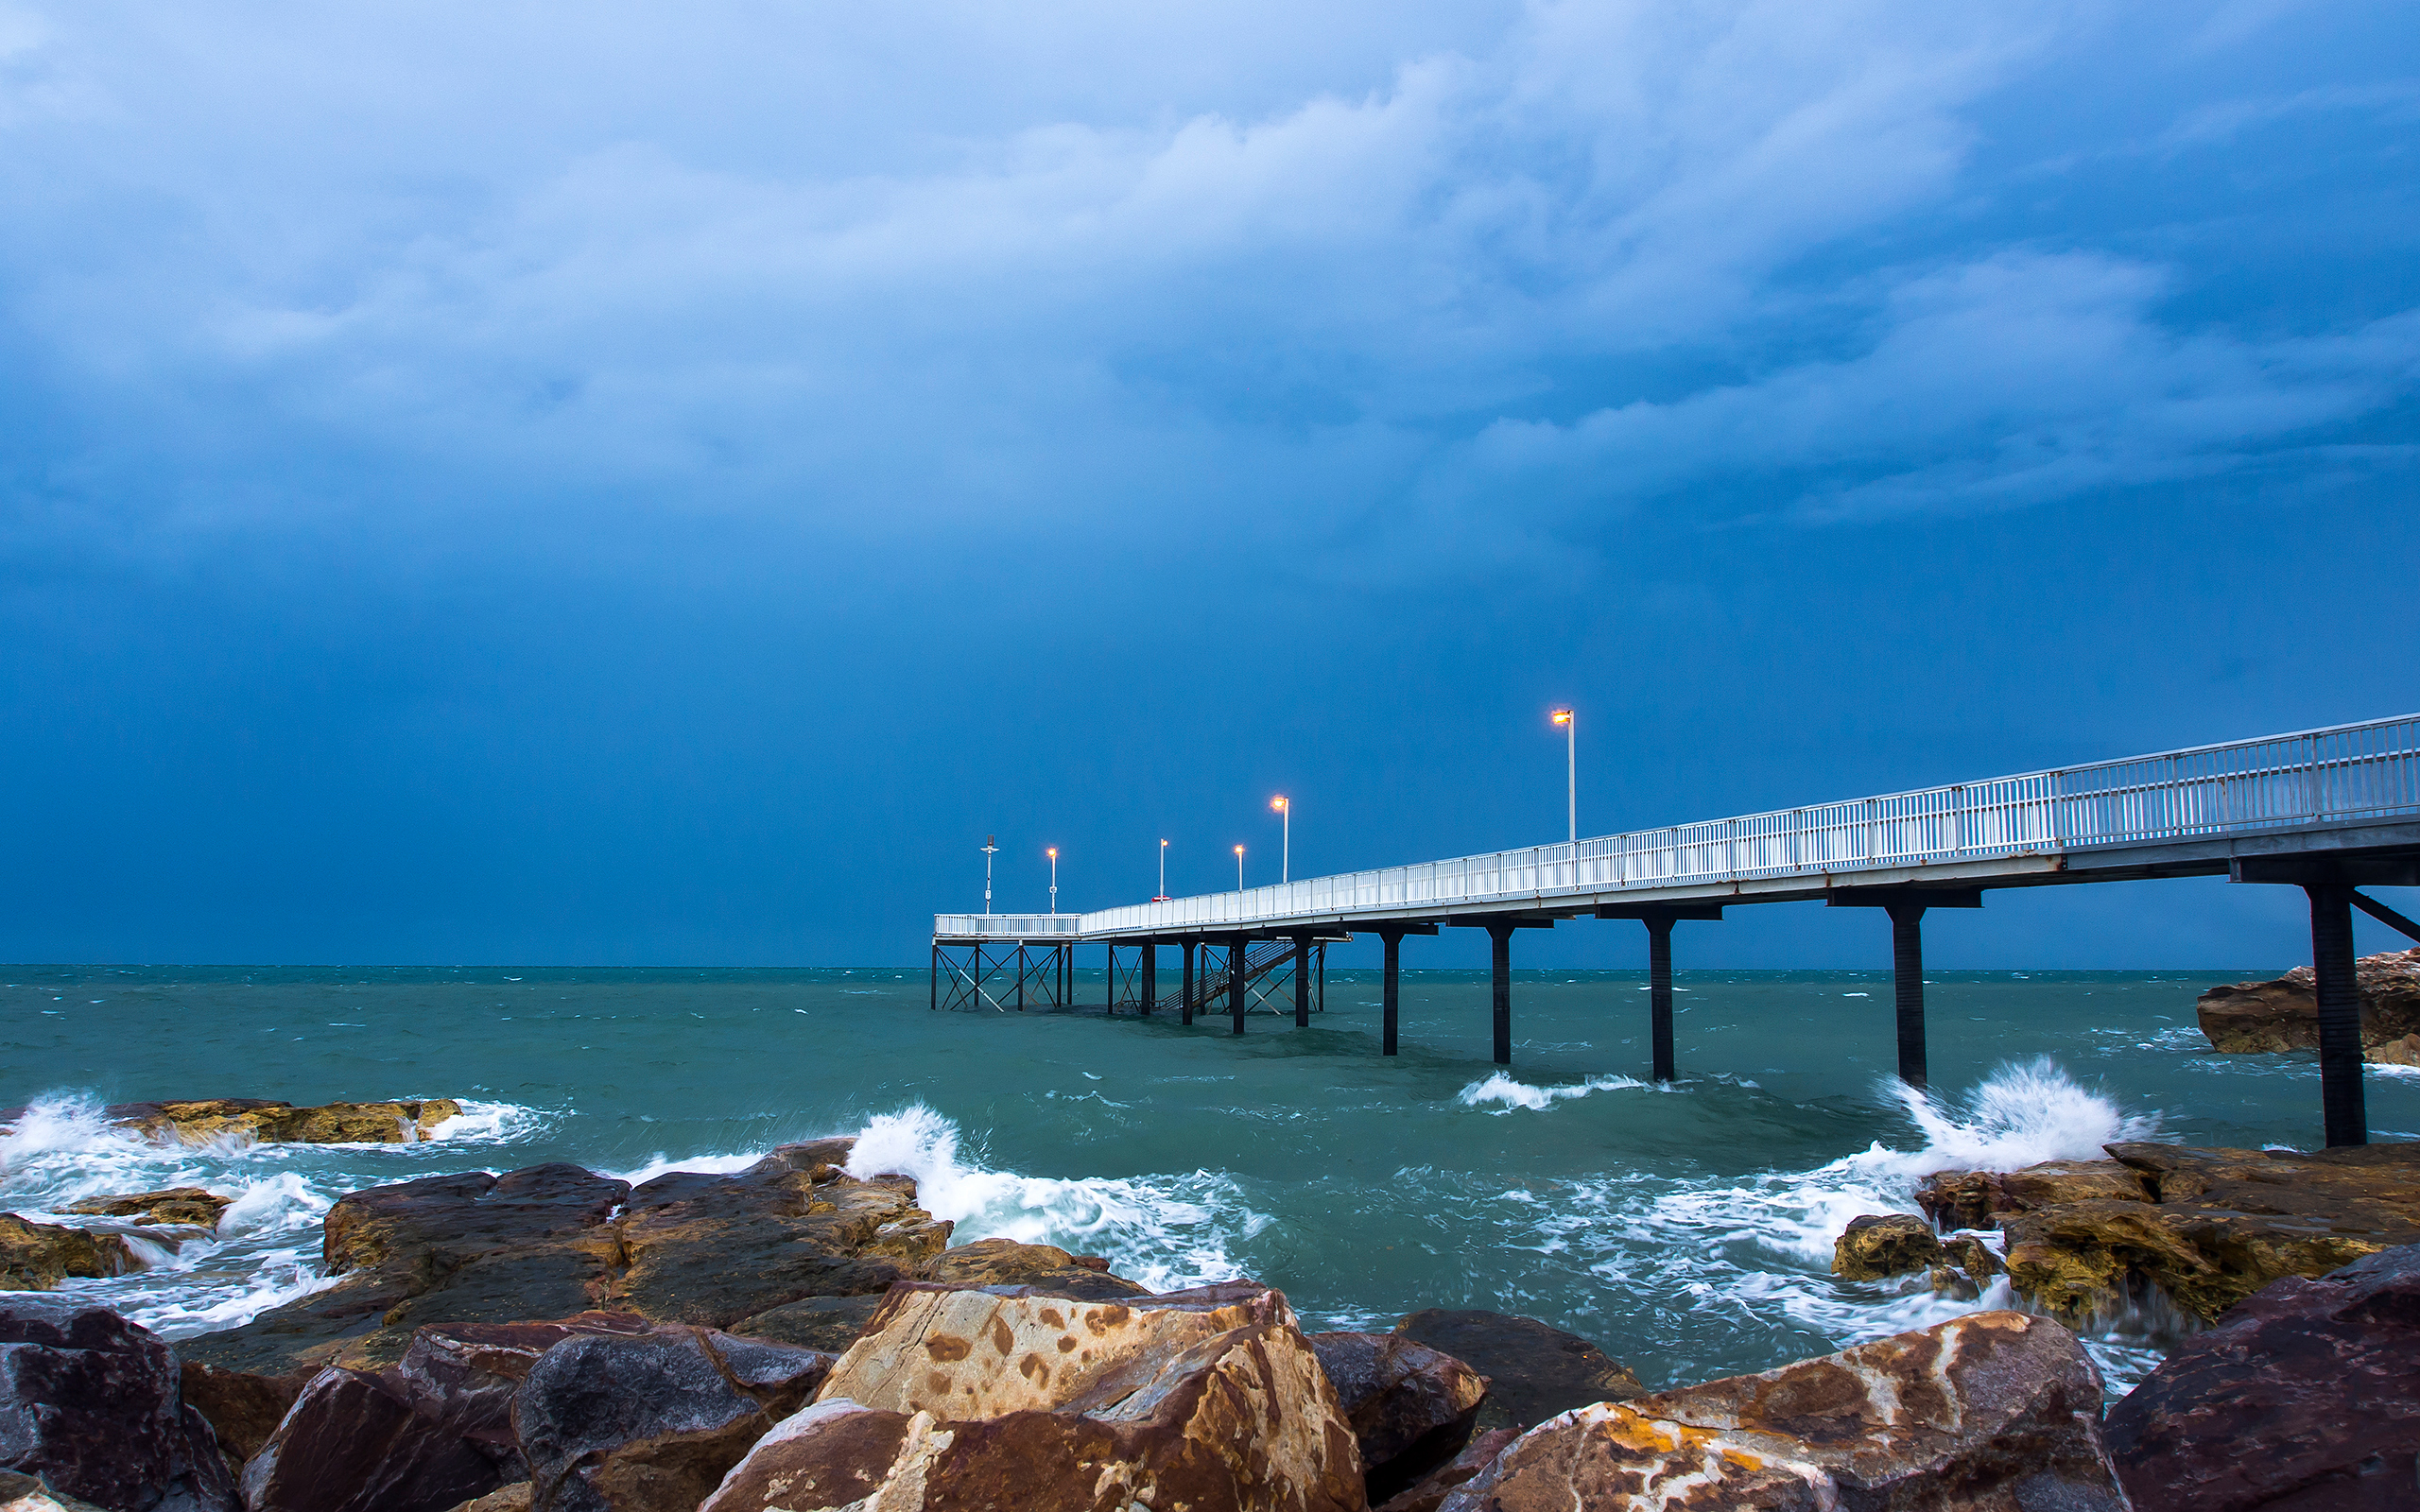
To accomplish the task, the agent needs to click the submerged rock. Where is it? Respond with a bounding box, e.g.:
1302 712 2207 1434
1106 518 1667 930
2196 947 2420 1056
1829 1213 1942 1279
104 1099 463 1145
701 1282 1363 1512
1391 1310 1642 1433
0 1216 139 1293
1440 1311 2123 1512
1309 1331 1487 1503
0 1299 237 1512
60 1189 232 1230
2103 1242 2420 1512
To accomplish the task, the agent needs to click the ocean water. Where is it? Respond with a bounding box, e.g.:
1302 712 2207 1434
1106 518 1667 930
6 965 2415 1399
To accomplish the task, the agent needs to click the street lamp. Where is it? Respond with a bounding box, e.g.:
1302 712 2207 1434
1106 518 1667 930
1157 838 1169 902
1551 710 1575 846
981 834 998 915
1270 796 1289 883
1046 847 1059 915
1234 844 1245 892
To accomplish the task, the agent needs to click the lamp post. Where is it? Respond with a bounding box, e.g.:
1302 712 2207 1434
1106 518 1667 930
1046 847 1059 915
1551 709 1575 846
1270 796 1289 883
981 834 998 915
1159 838 1168 901
1234 844 1245 892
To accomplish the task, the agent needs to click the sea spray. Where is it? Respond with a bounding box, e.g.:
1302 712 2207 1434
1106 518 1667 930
1456 1073 1665 1112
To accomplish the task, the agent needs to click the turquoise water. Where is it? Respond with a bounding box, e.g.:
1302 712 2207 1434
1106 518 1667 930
5 965 2414 1397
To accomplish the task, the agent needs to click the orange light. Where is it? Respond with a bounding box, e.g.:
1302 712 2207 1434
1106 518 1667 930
1270 795 1288 812
1234 844 1245 854
1551 709 1573 724
1046 848 1058 859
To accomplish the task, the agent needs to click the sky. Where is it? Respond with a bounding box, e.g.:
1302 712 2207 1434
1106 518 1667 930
1 0 2415 969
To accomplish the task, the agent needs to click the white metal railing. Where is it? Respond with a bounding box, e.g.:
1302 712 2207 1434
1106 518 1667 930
934 913 1082 938
1078 713 2420 936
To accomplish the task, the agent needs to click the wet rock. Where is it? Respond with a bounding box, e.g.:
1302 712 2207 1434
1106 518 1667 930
178 1360 306 1466
2370 1031 2420 1067
442 1488 529 1512
60 1190 232 1231
1830 1213 1943 1279
1309 1331 1487 1503
512 1326 832 1512
1927 1234 2005 1297
2103 1242 2420 1512
0 1216 139 1292
916 1236 1151 1300
1914 1159 2152 1228
1391 1309 1641 1433
105 1099 463 1145
0 1471 108 1512
1441 1311 2123 1512
2196 946 2420 1055
1373 1429 1516 1512
724 1295 883 1353
0 1298 237 1512
702 1283 1363 1512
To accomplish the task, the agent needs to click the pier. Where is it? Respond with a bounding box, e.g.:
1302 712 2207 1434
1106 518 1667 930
936 714 2420 1145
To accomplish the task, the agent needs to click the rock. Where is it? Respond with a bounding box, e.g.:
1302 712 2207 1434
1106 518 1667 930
701 1282 1364 1512
1309 1331 1487 1503
0 1298 237 1512
2370 1031 2420 1067
1913 1159 2152 1229
60 1190 232 1230
511 1325 833 1512
0 1471 109 1512
1391 1310 1641 1433
1928 1234 2005 1297
104 1099 463 1145
179 1359 305 1466
0 1216 139 1292
1374 1429 1516 1512
915 1237 1151 1300
1441 1311 2123 1512
1829 1213 1942 1280
236 1313 665 1512
2103 1242 2420 1512
443 1488 530 1512
723 1295 884 1353
2196 946 2420 1055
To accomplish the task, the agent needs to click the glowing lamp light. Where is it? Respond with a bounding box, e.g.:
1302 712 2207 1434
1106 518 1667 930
1552 709 1573 725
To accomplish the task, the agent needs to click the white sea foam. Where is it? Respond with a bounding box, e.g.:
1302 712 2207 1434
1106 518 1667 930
601 1150 771 1185
846 1104 1264 1293
424 1099 551 1143
1456 1073 1660 1112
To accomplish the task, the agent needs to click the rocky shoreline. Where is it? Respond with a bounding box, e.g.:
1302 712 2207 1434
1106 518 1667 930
4 1127 2413 1511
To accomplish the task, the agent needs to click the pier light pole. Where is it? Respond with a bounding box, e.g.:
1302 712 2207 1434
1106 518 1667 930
1158 838 1168 901
981 835 998 915
1551 710 1575 846
1235 844 1245 892
1047 848 1059 915
1270 796 1289 883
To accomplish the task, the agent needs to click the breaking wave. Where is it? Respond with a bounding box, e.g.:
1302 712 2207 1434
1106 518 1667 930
1456 1073 1662 1112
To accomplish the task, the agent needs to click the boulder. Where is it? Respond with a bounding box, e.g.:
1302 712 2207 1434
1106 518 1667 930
1440 1311 2123 1512
0 1298 237 1512
723 1295 883 1353
1390 1310 1641 1433
0 1216 139 1292
1915 1159 2152 1229
2370 1032 2420 1067
0 1471 108 1512
61 1190 231 1230
2103 1243 2420 1512
104 1099 463 1145
2195 947 2420 1055
512 1326 833 1512
178 1361 306 1466
916 1237 1151 1300
700 1283 1364 1512
442 1487 529 1512
1309 1331 1487 1502
1374 1430 1516 1512
1829 1213 1942 1280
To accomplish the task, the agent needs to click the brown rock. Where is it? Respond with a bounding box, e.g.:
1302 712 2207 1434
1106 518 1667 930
2369 1031 2420 1067
1913 1159 2151 1229
179 1358 307 1465
442 1486 530 1512
724 1295 884 1353
62 1188 233 1230
1374 1429 1516 1512
1310 1331 1487 1503
1391 1310 1641 1433
2104 1243 2420 1512
106 1098 463 1145
1829 1213 1942 1280
2195 946 2420 1054
0 1216 139 1292
1441 1311 2123 1512
0 1470 109 1512
0 1298 237 1512
916 1236 1151 1300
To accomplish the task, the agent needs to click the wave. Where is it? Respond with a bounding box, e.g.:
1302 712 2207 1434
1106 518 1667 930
1456 1073 1660 1112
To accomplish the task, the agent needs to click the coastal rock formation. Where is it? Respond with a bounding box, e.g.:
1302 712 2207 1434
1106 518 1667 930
1373 1430 1516 1512
1391 1310 1642 1432
1308 1332 1488 1503
1438 1311 2123 1512
1910 1140 2420 1324
62 1189 232 1230
1829 1213 1942 1279
915 1236 1151 1300
0 1471 107 1512
701 1282 1364 1512
441 1487 529 1512
722 1295 883 1353
104 1098 463 1145
2103 1243 2420 1512
2196 947 2420 1055
0 1298 237 1512
0 1216 138 1292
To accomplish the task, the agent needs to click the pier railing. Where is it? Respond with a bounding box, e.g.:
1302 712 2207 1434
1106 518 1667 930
933 913 1082 939
1080 713 2420 935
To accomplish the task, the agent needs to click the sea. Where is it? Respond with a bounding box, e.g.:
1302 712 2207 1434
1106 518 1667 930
6 965 2415 1400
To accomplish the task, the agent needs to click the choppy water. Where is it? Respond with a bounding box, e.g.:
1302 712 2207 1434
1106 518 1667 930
6 966 2415 1399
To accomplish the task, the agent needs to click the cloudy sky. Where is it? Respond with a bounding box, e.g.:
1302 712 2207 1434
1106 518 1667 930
2 0 2414 966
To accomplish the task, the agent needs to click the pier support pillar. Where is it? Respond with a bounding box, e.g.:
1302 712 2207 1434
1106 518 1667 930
2308 883 2367 1147
1646 918 1676 1083
1888 902 1926 1091
1379 931 1403 1054
1487 920 1515 1066
1293 939 1311 1027
1229 936 1249 1035
1141 945 1156 1018
1182 941 1196 1026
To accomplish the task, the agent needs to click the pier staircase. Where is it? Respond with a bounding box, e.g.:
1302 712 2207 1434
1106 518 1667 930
1154 937 1306 1015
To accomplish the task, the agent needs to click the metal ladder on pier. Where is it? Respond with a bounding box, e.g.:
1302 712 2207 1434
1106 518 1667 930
1153 937 1311 1016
